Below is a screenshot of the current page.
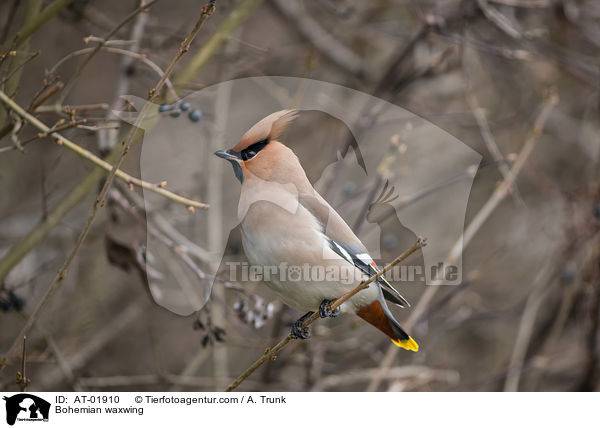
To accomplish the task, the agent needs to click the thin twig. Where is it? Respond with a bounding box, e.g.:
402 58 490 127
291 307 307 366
460 16 522 205
44 334 84 391
17 336 28 391
109 188 209 279
173 0 263 94
0 44 17 70
477 0 523 39
513 232 600 391
57 0 161 103
0 119 87 153
40 300 145 388
48 47 177 101
224 237 426 392
169 351 211 392
82 36 138 46
0 0 43 130
0 50 39 86
270 0 371 78
14 306 85 390
488 0 551 7
116 182 212 264
27 76 62 112
148 1 216 100
34 103 109 114
99 5 150 153
0 153 112 283
503 250 558 391
9 116 23 152
466 92 525 206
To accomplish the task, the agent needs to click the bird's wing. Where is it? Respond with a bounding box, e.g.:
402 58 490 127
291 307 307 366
327 239 410 308
299 193 410 308
298 193 362 246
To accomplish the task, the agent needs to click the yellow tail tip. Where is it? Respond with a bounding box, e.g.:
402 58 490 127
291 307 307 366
392 336 419 352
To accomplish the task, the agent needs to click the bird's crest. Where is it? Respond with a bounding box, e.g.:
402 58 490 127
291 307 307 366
372 180 399 206
233 110 298 152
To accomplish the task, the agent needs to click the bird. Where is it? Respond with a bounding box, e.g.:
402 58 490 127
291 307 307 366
214 110 418 351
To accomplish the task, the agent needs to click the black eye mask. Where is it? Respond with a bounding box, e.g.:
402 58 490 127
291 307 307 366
215 139 270 184
241 139 269 161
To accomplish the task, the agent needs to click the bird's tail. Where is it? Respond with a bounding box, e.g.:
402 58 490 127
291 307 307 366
356 300 419 352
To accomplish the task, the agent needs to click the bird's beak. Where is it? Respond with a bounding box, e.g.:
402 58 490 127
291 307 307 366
214 149 240 161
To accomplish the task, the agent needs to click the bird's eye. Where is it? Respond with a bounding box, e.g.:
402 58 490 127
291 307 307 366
241 150 257 161
240 139 269 161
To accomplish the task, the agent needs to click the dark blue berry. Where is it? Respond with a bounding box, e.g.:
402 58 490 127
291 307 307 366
594 204 600 219
158 104 172 113
188 109 203 122
179 102 190 111
169 109 181 118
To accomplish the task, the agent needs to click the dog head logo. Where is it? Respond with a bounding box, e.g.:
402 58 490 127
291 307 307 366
3 394 50 425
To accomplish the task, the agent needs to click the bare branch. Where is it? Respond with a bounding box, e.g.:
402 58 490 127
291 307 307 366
57 0 162 103
0 0 74 52
466 92 524 205
0 89 208 209
48 47 178 102
173 0 264 93
40 300 145 388
270 0 371 79
477 0 524 39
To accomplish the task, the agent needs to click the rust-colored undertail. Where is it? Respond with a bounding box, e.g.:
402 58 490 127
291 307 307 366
356 300 418 352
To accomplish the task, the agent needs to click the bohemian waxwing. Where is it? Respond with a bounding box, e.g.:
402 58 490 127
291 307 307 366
214 110 418 351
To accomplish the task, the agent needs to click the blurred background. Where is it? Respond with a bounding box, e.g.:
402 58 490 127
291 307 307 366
0 0 598 392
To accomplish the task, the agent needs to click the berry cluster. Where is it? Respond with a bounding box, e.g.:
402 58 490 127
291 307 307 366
233 297 275 329
158 101 203 122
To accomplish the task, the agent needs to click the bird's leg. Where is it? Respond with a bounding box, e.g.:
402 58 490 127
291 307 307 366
319 299 340 318
290 311 314 339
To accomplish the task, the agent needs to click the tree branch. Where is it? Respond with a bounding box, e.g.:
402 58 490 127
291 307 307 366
48 46 178 102
57 0 162 103
172 0 264 94
269 0 371 79
0 89 208 209
0 0 73 52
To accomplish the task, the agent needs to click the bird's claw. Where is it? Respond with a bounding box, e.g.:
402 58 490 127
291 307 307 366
290 320 310 339
319 299 340 318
